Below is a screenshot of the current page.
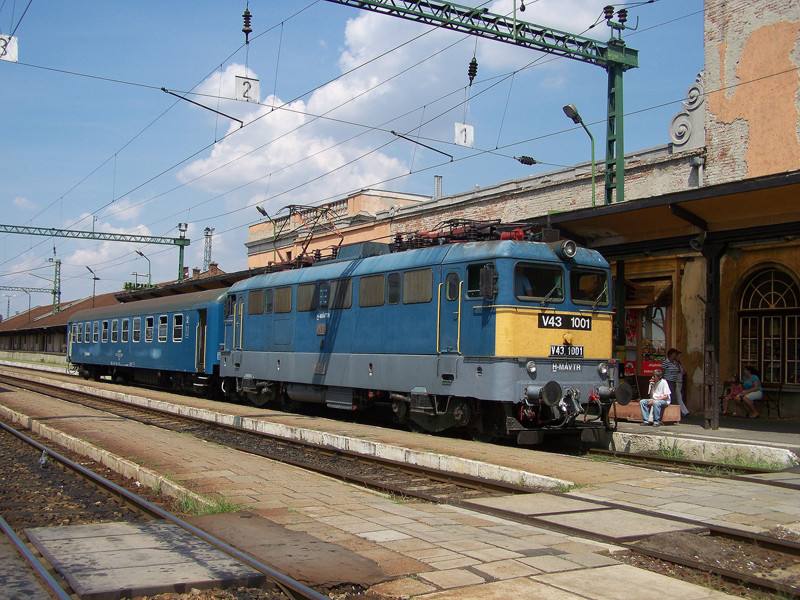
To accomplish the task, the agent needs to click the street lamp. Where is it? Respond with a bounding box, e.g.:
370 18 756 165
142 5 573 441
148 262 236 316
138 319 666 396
135 250 151 287
256 205 278 262
562 103 596 207
86 266 100 307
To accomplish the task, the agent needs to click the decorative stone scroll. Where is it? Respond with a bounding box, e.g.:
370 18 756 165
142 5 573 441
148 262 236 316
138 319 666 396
669 73 705 151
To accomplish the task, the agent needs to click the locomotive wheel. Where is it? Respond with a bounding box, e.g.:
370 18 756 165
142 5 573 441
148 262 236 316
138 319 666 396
247 386 277 407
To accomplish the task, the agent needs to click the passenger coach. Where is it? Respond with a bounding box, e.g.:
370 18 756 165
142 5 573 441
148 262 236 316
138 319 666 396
68 289 226 394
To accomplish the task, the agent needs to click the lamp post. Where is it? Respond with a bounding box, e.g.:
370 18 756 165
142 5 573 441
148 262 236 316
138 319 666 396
86 266 99 307
563 103 596 207
256 205 278 262
135 250 151 287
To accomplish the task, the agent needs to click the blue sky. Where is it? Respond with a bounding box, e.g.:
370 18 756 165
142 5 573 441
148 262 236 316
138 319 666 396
0 0 703 318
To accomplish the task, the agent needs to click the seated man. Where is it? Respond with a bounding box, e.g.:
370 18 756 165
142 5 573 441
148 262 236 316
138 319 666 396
640 369 672 427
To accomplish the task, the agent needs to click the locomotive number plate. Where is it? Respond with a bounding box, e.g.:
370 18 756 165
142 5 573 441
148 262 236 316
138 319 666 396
538 314 592 330
550 344 584 358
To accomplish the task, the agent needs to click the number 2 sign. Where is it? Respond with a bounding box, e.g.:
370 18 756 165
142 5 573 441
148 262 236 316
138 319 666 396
235 76 260 103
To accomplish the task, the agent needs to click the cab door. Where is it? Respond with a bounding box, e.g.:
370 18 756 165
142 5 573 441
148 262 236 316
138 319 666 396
438 270 462 354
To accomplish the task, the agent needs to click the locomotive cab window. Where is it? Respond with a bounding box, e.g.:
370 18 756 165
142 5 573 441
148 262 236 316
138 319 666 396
225 295 236 318
402 269 433 304
514 263 564 303
247 290 264 315
111 320 119 343
467 263 492 298
158 316 168 342
101 321 109 343
570 269 609 306
173 314 184 342
121 319 129 343
133 318 141 343
445 272 460 301
145 317 154 343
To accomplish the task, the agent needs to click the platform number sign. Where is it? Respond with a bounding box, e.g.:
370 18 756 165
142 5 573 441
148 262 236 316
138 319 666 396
455 122 474 148
235 76 259 103
0 35 18 62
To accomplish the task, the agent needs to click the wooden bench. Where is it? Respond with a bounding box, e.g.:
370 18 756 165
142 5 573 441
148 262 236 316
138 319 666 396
612 401 681 423
761 383 783 418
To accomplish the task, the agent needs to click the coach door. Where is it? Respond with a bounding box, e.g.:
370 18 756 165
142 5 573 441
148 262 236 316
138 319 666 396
438 270 462 354
196 310 207 373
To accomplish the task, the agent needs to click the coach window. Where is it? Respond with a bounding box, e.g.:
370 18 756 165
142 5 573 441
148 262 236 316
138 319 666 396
264 289 273 313
133 317 141 343
173 314 184 342
85 323 91 343
514 263 564 303
121 319 129 343
111 320 119 343
359 274 385 307
158 315 168 342
247 290 264 315
403 269 433 304
93 322 100 343
274 287 292 314
388 273 401 305
570 269 608 307
330 279 352 309
297 283 318 312
319 282 330 309
101 321 109 343
145 317 154 343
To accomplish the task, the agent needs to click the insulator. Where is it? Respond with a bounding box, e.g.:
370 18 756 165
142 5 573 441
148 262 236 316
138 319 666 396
603 5 614 21
515 155 538 166
519 0 526 11
242 8 253 43
618 9 628 24
467 57 478 86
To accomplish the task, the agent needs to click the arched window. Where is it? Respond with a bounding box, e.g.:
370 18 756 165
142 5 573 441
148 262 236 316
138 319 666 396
738 268 800 384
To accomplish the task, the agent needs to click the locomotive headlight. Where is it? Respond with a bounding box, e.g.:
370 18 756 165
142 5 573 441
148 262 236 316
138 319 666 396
597 362 609 375
525 360 537 374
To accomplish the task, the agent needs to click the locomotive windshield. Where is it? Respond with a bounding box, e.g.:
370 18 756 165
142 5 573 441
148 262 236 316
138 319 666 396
570 269 609 307
514 263 564 303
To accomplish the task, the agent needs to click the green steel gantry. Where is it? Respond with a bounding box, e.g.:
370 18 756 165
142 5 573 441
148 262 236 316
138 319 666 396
0 223 191 283
323 0 638 203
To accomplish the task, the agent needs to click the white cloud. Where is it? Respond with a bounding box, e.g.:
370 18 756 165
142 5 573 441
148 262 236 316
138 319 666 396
13 196 37 210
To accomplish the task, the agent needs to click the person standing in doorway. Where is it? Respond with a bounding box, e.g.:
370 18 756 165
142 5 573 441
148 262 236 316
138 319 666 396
662 348 690 417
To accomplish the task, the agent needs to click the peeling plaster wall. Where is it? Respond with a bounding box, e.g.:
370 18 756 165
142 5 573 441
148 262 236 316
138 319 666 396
705 1 800 184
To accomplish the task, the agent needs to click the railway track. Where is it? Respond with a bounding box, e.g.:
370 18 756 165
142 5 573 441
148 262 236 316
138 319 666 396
0 372 536 503
3 369 800 597
0 421 329 600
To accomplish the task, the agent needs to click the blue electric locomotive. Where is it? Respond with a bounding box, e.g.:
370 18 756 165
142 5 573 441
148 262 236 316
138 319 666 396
68 289 227 393
220 238 631 444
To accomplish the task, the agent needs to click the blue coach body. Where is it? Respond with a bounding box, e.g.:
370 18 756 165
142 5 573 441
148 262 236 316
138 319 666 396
68 289 226 391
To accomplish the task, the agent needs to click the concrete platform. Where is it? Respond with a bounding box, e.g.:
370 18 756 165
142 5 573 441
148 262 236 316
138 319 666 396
0 536 52 600
24 520 264 600
465 493 706 542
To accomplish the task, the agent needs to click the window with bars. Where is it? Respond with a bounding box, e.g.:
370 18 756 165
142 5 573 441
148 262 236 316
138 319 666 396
738 268 800 384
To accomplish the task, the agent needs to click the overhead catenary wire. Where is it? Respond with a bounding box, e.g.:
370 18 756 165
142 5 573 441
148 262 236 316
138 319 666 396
0 0 720 290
